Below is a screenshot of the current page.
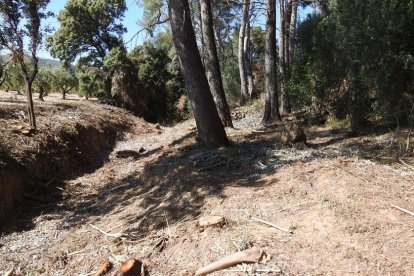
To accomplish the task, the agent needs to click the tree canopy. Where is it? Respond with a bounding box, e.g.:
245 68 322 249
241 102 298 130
47 0 127 67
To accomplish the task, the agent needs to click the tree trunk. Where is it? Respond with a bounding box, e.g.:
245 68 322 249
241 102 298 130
200 0 233 128
244 20 254 98
288 0 298 72
349 63 365 134
62 90 66 100
104 77 112 99
25 79 36 130
278 0 290 116
238 0 250 101
168 0 229 148
39 86 45 101
263 0 280 124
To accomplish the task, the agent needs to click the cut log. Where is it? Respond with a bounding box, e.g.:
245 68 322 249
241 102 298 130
94 259 112 276
195 248 265 276
119 259 149 276
198 215 225 228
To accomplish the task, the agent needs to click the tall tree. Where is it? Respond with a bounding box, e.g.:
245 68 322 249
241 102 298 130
238 0 250 100
200 0 233 127
278 0 298 116
263 0 280 124
47 0 126 97
167 0 229 148
0 0 51 130
244 19 254 98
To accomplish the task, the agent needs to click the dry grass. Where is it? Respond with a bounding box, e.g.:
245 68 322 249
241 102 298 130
0 94 413 275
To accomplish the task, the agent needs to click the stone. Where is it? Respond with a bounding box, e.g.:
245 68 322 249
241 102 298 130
198 215 225 228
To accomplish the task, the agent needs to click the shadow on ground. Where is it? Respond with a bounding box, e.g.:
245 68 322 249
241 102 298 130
60 127 368 238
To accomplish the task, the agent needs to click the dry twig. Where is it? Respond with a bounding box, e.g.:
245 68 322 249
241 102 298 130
390 204 414 217
250 217 293 234
399 159 414 173
89 224 125 238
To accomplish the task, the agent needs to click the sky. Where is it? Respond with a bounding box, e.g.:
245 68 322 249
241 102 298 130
40 1 315 60
40 0 146 59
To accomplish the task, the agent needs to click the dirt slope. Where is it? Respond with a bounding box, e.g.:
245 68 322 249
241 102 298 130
0 102 413 275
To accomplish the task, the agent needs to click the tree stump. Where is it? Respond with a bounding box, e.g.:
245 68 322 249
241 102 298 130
281 123 307 144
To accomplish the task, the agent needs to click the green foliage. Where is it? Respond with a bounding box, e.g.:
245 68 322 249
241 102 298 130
52 66 78 97
292 0 414 129
128 31 187 121
47 0 126 67
0 64 24 92
33 66 54 95
75 63 104 98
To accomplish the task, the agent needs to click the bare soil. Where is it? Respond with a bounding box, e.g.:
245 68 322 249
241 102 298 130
1 94 413 275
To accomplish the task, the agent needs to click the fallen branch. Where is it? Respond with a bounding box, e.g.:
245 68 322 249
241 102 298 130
250 217 293 234
399 159 414 173
94 259 112 276
195 248 265 276
89 224 125 238
67 249 88 256
275 201 316 212
390 204 414 217
332 165 368 183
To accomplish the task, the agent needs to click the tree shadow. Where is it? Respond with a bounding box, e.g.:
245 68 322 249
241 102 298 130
59 128 357 238
2 124 395 237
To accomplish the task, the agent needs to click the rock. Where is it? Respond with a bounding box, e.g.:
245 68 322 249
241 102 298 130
155 123 161 130
119 259 149 276
281 124 307 144
198 215 225 228
138 147 145 153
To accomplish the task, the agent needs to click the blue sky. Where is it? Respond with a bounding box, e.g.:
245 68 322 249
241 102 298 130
40 1 315 60
40 0 146 59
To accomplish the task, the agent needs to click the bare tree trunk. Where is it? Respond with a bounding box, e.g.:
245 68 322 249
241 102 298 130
278 0 290 116
244 20 254 98
200 0 233 127
24 79 36 130
39 86 45 101
168 0 229 148
288 0 298 71
238 0 250 101
263 0 280 124
62 90 66 100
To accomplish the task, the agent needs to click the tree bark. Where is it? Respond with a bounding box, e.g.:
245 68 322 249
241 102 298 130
200 0 233 128
39 86 45 101
238 0 250 101
24 79 36 130
168 0 229 148
263 0 280 124
288 0 298 72
278 0 290 116
244 20 254 98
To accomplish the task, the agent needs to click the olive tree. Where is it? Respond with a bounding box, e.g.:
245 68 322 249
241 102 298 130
0 0 51 129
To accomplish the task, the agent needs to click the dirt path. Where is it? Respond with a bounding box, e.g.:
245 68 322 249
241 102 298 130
1 108 413 275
